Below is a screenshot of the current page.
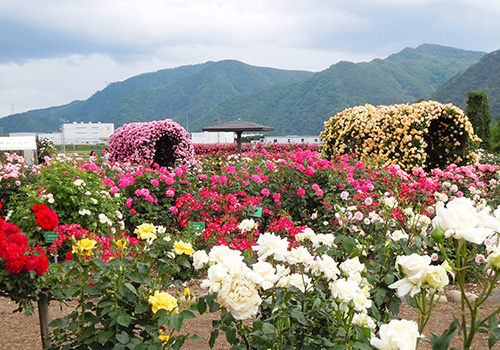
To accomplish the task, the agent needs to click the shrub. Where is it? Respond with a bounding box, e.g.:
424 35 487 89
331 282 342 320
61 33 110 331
108 119 196 168
37 137 57 164
320 100 481 171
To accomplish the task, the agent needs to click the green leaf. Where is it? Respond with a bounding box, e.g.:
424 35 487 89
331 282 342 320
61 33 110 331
117 314 132 327
49 317 68 328
181 310 196 320
430 317 459 350
489 316 500 348
261 322 275 334
171 337 186 350
65 285 80 298
225 326 237 344
116 331 130 344
136 262 150 273
124 282 137 295
128 271 144 284
209 329 219 348
134 303 149 315
92 258 107 270
98 330 114 344
189 334 205 342
291 309 308 325
342 236 355 253
196 299 207 314
171 313 184 331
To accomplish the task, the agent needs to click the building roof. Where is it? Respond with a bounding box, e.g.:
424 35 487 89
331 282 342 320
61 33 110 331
0 136 37 151
202 119 274 132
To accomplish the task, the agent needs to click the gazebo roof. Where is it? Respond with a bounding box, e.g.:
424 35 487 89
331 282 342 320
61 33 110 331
202 119 274 133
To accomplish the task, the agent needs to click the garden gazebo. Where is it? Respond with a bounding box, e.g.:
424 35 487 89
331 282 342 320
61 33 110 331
202 118 274 158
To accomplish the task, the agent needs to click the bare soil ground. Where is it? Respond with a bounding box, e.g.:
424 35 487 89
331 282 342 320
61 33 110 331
1 288 499 350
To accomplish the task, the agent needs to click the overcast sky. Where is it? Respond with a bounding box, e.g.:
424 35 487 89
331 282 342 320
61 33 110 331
1 0 500 118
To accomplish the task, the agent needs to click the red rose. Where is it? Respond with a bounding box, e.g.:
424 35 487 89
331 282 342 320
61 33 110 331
23 247 49 276
0 233 27 258
2 221 20 236
32 204 50 214
4 243 27 274
35 210 59 231
65 251 73 261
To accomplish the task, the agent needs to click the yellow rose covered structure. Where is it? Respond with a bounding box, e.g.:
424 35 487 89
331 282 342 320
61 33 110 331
319 100 481 171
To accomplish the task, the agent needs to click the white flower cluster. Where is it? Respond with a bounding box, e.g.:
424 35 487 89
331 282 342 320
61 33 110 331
389 253 451 297
432 197 500 245
371 319 423 350
196 223 376 326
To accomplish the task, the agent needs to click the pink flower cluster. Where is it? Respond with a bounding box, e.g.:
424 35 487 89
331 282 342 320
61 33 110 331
108 119 195 167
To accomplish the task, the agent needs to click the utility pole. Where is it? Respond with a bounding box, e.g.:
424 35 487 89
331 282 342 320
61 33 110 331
60 117 67 154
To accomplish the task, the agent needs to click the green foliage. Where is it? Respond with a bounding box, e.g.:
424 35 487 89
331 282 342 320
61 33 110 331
37 137 57 163
6 159 124 241
46 241 197 349
432 49 500 120
192 44 484 135
466 90 493 150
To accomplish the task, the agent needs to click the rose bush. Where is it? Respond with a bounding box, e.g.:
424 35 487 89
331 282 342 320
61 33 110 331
108 119 196 168
320 100 481 171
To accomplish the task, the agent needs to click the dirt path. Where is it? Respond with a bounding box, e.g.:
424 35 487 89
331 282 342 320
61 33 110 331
1 295 499 349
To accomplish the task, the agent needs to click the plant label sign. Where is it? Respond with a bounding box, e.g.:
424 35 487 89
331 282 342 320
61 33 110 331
188 222 205 233
44 231 58 244
248 206 263 217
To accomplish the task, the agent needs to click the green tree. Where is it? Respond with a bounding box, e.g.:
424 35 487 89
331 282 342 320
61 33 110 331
466 90 492 150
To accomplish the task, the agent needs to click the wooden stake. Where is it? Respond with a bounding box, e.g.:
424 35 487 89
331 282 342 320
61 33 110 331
38 294 51 348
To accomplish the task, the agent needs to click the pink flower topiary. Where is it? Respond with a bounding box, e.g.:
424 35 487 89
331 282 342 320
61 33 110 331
108 119 195 168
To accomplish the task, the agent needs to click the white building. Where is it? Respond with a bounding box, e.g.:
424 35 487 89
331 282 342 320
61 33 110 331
191 131 235 144
257 135 323 144
10 122 114 145
62 122 114 145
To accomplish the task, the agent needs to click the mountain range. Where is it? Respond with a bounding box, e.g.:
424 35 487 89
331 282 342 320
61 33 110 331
0 43 495 136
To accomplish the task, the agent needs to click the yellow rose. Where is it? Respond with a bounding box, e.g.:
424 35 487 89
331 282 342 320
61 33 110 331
173 240 195 256
116 239 127 248
72 238 97 256
148 291 178 314
134 223 157 240
158 334 170 343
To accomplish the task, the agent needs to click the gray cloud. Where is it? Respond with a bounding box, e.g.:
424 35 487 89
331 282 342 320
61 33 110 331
0 0 499 117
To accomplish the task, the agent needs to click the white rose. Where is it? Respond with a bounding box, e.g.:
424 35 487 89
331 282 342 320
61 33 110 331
310 254 340 281
253 232 289 261
296 227 316 242
217 275 262 320
389 254 431 297
340 256 365 275
432 197 493 244
391 229 408 241
286 246 314 266
252 261 279 290
352 313 376 330
209 245 243 265
381 197 398 209
238 218 257 233
192 250 209 270
201 264 230 293
74 179 85 187
287 273 312 293
486 244 500 269
424 265 449 291
98 213 109 224
371 319 423 350
311 233 335 249
330 278 360 312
